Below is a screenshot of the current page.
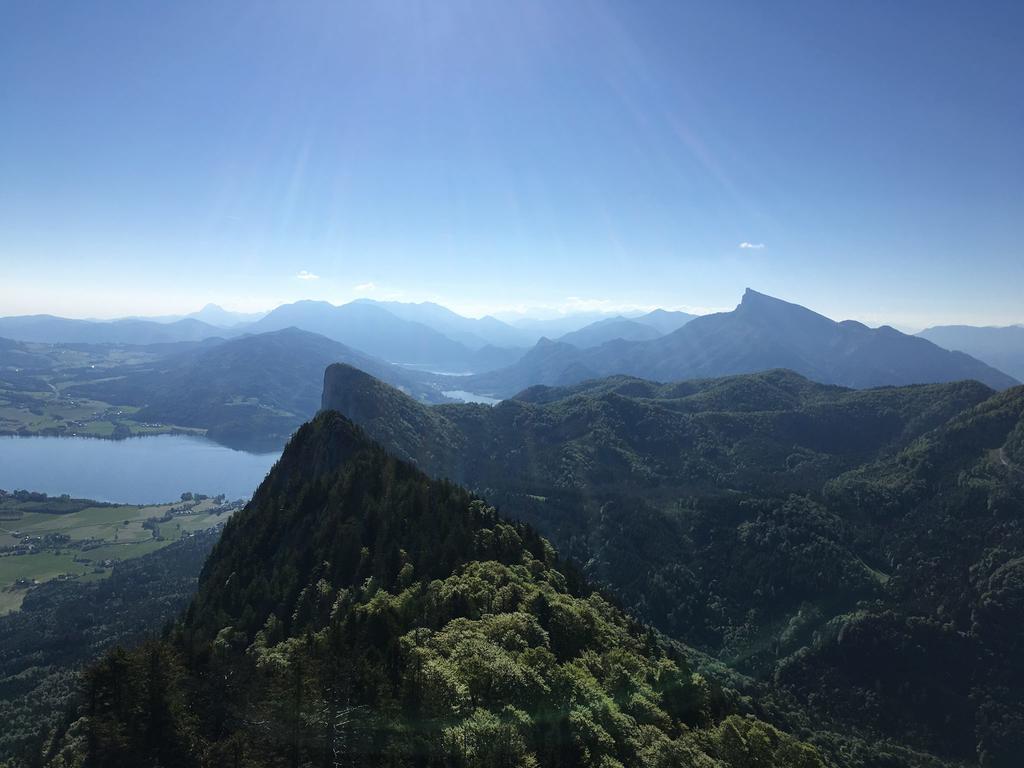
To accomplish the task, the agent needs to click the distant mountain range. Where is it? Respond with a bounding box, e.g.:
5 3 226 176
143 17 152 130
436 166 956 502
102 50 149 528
0 315 229 345
95 303 265 327
246 299 524 372
460 289 1019 395
556 309 695 348
2 292 1018 390
918 324 1024 382
353 298 537 348
184 303 266 327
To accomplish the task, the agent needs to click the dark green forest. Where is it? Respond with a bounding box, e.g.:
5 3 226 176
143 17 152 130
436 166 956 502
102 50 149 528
0 531 218 765
12 366 1024 768
322 365 1024 767
39 414 824 768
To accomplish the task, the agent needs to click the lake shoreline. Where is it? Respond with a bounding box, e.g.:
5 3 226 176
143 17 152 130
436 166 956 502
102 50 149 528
0 434 280 505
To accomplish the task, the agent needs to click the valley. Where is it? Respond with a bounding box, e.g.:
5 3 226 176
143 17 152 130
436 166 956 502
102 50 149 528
0 490 242 614
0 341 206 440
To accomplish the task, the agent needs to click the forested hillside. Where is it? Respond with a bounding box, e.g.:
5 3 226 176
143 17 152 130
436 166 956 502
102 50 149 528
43 414 825 767
0 532 218 765
323 364 1024 767
63 328 447 449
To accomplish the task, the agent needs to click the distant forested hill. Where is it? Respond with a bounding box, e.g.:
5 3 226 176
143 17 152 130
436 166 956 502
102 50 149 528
323 363 1024 766
64 327 448 449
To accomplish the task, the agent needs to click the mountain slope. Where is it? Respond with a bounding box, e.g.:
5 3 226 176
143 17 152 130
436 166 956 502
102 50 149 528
635 308 697 335
918 324 1024 381
778 386 1024 762
504 312 639 341
355 298 534 349
324 364 992 502
65 413 824 768
185 303 266 327
66 328 447 448
558 316 663 348
0 315 228 345
321 364 1024 766
462 290 1019 396
248 300 520 371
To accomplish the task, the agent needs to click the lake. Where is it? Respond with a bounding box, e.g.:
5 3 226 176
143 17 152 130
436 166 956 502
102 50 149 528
442 389 502 406
0 435 280 504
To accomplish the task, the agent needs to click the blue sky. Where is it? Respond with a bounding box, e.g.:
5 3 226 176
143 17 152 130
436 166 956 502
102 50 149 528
1 1 1022 329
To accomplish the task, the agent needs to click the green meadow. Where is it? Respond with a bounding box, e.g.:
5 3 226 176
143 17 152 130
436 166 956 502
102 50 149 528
0 494 233 614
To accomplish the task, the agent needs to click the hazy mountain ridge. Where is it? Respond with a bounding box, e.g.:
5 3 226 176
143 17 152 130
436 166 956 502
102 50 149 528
918 324 1024 381
461 289 1019 395
0 315 231 346
554 310 697 349
353 298 537 349
557 316 664 347
635 308 699 334
247 299 524 372
119 303 267 326
8 295 1015 392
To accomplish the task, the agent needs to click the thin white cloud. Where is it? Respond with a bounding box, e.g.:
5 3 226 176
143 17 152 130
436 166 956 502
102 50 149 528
739 242 766 250
353 281 376 293
296 270 320 281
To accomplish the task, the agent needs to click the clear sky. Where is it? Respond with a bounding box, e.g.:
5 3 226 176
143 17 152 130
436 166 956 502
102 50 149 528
2 1 1022 329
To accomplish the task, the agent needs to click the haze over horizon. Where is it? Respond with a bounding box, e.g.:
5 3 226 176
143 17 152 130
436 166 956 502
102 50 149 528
3 1 1022 327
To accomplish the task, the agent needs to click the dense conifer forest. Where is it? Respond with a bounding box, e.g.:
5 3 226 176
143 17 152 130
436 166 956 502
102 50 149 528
322 366 1024 767
10 368 1023 768
39 414 826 767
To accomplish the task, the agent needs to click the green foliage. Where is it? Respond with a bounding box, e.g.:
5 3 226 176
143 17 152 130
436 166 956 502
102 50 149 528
0 532 217 764
324 365 1024 767
56 413 825 767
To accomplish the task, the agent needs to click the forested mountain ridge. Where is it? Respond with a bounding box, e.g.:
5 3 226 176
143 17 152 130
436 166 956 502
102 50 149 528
63 328 448 449
777 385 1024 762
324 363 995 499
322 364 1024 766
460 289 1019 396
47 413 825 768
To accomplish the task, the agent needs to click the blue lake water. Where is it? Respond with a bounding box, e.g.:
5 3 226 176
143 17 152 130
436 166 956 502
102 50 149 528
0 435 280 504
442 390 502 406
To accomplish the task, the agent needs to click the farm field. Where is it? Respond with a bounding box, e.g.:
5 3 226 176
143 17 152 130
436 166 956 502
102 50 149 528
0 341 206 439
0 491 239 614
